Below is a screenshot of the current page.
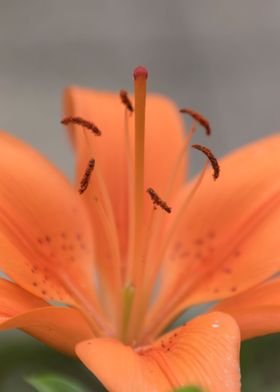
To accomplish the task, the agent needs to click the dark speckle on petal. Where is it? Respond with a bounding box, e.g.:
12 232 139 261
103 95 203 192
207 230 216 239
233 249 241 257
223 266 232 274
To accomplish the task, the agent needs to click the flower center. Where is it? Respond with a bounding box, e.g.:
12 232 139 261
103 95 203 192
62 68 220 345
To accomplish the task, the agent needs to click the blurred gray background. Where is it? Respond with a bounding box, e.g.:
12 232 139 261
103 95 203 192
0 0 280 177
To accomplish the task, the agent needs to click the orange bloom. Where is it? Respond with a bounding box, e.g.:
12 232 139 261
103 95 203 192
0 66 280 392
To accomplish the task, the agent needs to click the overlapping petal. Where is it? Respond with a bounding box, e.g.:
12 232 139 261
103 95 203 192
1 307 94 356
76 312 240 392
214 278 280 340
0 278 93 355
0 278 47 319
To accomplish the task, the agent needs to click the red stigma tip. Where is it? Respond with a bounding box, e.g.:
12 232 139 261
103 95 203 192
133 66 148 80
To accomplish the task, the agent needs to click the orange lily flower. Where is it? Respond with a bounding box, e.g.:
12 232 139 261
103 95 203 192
0 66 280 392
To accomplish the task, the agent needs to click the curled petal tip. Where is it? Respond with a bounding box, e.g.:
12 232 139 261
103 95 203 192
133 66 148 80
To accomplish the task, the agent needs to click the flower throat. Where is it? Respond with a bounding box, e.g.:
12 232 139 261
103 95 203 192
61 66 219 345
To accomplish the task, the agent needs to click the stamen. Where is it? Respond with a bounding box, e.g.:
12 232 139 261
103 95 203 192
147 187 172 214
145 163 208 300
78 125 122 318
79 159 95 194
61 116 102 136
141 123 196 296
192 144 220 180
120 89 134 113
180 108 211 135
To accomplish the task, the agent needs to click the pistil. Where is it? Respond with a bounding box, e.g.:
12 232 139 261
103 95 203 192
131 66 148 284
121 67 148 343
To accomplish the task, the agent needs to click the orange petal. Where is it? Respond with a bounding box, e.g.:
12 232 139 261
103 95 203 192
64 88 186 281
0 278 93 355
214 278 280 340
149 135 280 335
0 131 100 313
1 307 94 356
0 278 47 320
76 312 240 392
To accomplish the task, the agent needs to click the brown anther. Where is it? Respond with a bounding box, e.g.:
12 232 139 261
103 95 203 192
192 144 220 180
61 117 101 136
146 187 172 213
119 89 134 113
79 159 95 194
180 108 211 136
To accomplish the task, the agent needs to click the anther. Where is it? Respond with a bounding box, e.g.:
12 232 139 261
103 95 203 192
79 159 95 194
192 144 220 180
119 89 134 113
61 117 101 136
147 187 172 213
180 108 211 136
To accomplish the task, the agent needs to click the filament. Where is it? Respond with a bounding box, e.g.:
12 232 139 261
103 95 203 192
146 163 209 293
142 123 196 294
79 129 123 306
